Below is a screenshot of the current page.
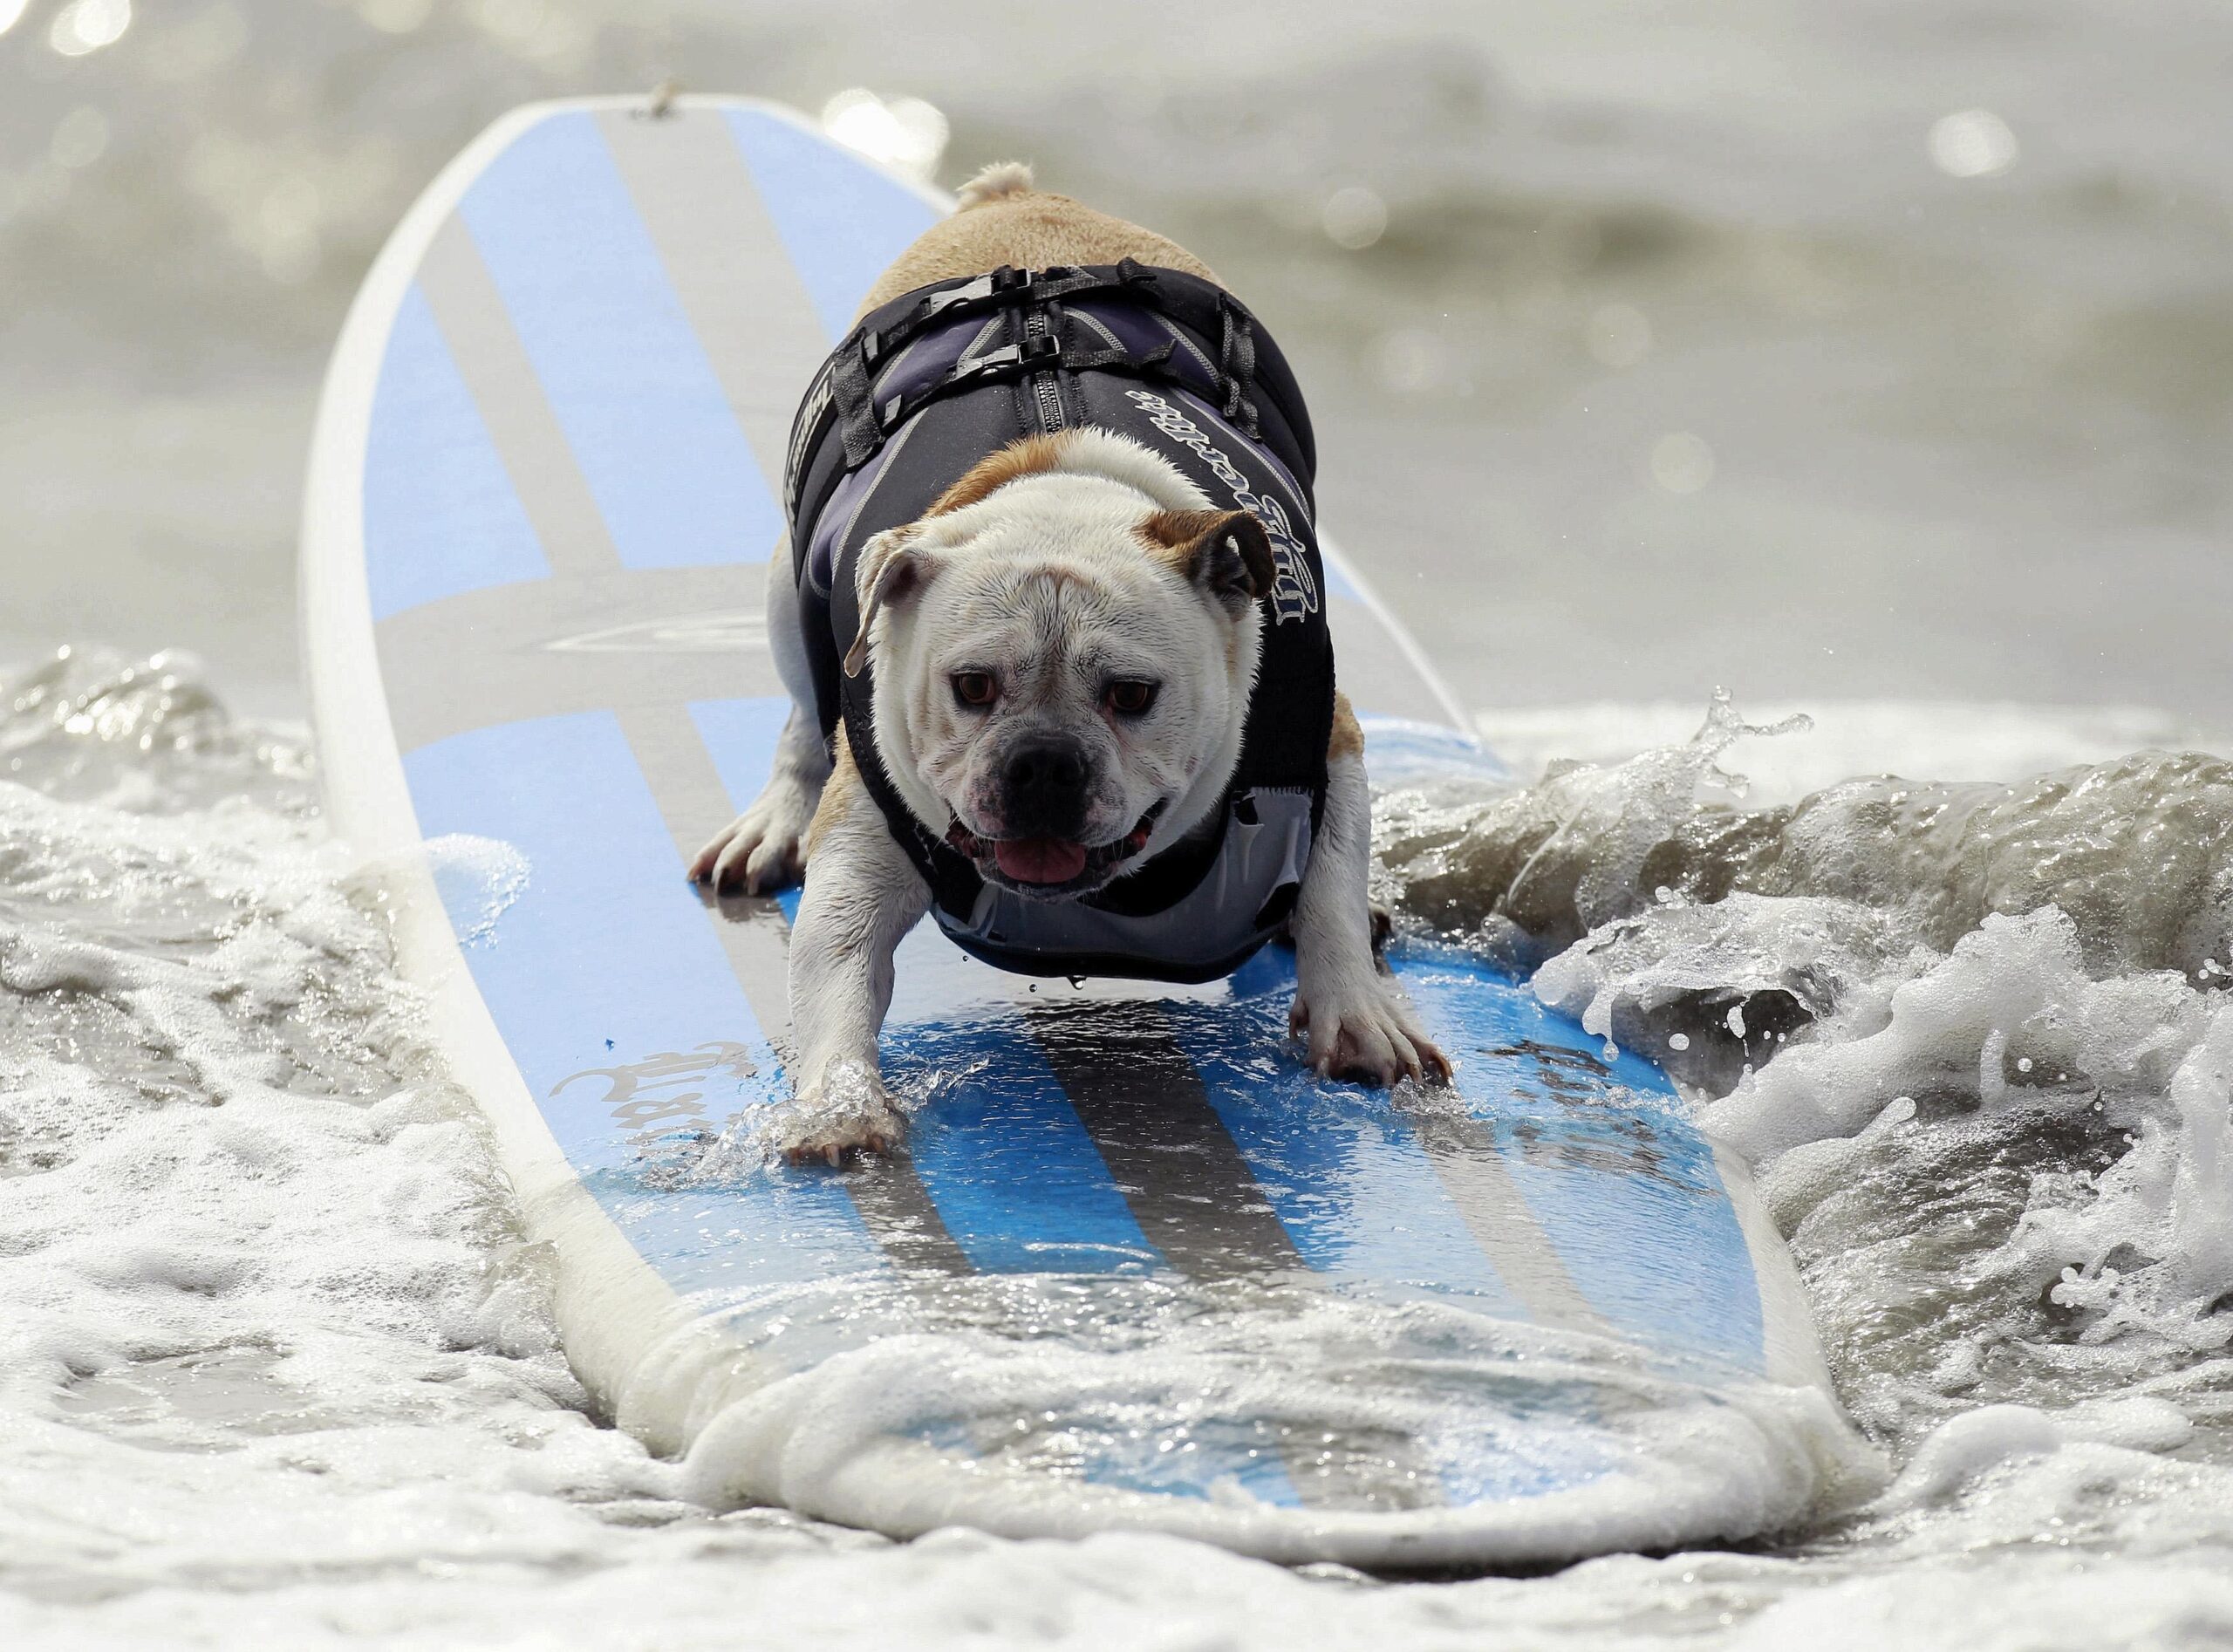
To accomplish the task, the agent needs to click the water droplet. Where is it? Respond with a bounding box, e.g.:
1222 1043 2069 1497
48 0 131 57
821 88 949 181
49 105 109 171
358 0 432 33
1321 186 1389 250
1586 303 1652 369
1371 327 1442 394
470 0 546 46
1929 109 2019 179
1650 431 1716 495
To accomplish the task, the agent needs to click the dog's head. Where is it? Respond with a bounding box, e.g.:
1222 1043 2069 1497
844 430 1272 899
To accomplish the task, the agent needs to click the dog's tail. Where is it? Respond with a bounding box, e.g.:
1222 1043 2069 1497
956 160 1035 210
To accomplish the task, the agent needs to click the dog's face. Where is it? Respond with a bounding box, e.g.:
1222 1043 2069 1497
846 456 1272 900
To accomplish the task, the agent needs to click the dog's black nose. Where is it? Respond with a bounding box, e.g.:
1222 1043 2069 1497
1000 739 1092 836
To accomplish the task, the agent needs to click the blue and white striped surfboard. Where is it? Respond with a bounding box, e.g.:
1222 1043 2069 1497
304 96 1869 1568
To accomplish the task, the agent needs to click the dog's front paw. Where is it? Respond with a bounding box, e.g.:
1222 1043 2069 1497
780 1062 905 1168
1289 976 1453 1088
690 781 818 896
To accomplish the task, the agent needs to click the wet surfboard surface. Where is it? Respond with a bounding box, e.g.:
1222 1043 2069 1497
303 96 1870 1567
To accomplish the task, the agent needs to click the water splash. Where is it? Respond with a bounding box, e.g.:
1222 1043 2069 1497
422 832 531 947
1377 688 1815 971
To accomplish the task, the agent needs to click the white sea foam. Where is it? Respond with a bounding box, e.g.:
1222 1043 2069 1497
673 1298 1875 1568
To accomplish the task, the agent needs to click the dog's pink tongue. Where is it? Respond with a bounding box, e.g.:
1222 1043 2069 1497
994 837 1088 884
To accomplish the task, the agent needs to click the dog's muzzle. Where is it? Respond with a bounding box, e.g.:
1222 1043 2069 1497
945 801 1166 898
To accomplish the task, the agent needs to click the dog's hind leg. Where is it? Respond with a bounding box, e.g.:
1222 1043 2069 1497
689 543 831 894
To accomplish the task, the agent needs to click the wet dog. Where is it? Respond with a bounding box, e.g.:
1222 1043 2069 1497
692 164 1450 1161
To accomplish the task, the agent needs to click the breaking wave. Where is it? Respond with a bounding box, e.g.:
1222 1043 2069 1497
1381 695 2233 1467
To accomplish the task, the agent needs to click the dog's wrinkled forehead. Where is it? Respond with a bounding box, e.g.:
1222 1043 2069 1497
843 432 1274 693
930 471 1171 561
856 488 1198 657
940 562 1177 693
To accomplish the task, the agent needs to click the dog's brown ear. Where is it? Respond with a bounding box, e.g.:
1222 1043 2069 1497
1138 509 1274 612
843 527 938 677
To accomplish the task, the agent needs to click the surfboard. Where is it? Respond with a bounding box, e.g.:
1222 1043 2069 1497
303 95 1871 1568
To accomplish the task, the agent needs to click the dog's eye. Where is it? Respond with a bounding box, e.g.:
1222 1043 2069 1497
952 671 997 708
1105 679 1159 717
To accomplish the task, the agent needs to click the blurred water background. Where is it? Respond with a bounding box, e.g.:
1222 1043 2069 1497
10 2 2233 1648
6 0 2230 744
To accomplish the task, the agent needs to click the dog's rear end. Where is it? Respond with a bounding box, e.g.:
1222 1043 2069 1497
857 162 1219 317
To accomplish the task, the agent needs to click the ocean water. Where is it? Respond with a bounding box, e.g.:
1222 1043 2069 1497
8 0 2233 1646
11 653 2233 1648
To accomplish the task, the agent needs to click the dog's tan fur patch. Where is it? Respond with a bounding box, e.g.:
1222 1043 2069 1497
925 433 1068 517
1135 508 1235 562
1135 509 1274 599
805 726 865 859
1133 509 1273 678
858 168 1219 318
1328 692 1364 762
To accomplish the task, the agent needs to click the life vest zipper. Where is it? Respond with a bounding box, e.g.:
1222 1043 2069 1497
1025 308 1065 433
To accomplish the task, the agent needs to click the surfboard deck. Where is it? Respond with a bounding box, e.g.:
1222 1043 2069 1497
303 95 1870 1567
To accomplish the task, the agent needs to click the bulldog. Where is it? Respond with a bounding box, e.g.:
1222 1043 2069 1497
691 162 1451 1163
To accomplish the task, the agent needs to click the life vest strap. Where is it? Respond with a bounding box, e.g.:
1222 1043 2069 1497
859 258 1159 369
797 261 1268 527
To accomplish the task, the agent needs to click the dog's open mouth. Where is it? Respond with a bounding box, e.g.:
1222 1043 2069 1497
946 803 1164 895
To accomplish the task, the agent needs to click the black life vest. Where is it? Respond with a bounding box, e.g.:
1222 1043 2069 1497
784 262 1335 982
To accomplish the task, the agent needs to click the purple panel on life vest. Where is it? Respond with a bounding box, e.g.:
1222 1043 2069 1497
1066 297 1225 407
804 456 878 597
874 312 997 412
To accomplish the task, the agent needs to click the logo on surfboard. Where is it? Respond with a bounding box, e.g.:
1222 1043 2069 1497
551 1041 758 1137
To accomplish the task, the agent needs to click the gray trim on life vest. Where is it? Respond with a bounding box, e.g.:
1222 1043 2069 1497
939 789 1315 984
